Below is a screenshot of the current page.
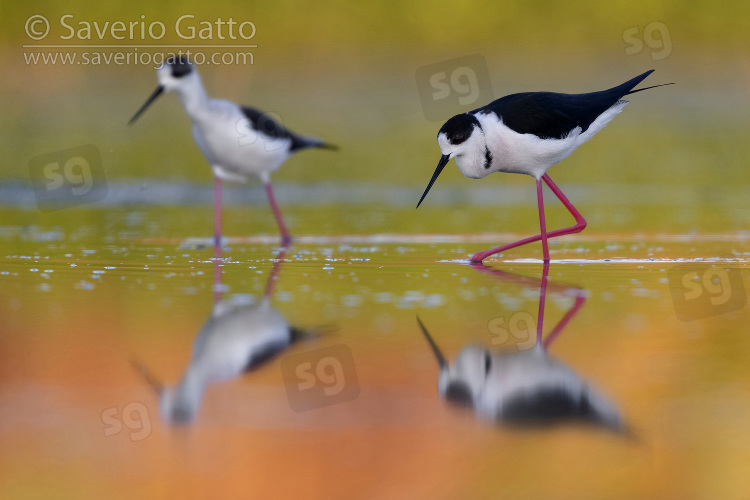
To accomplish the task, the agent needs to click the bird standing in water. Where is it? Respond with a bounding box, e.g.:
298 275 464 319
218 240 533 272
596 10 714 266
417 69 671 263
129 55 337 248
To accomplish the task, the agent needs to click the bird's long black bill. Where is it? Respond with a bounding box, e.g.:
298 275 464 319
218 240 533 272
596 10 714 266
416 316 447 369
416 154 450 208
128 85 165 125
625 82 675 95
130 358 164 395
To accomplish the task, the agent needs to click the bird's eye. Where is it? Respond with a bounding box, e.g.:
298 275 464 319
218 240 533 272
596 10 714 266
484 352 491 374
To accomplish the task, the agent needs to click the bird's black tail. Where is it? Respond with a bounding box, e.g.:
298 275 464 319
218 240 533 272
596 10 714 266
290 135 339 152
290 324 337 343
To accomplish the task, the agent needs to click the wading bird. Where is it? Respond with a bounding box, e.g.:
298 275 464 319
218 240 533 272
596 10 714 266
133 250 326 423
416 262 623 430
417 70 671 263
129 55 337 248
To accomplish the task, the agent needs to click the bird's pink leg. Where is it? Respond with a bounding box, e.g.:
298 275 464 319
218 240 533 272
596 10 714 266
470 173 587 263
213 177 222 252
536 261 550 345
536 260 586 350
213 178 223 303
264 182 292 247
472 260 586 349
263 248 288 299
213 249 222 304
537 179 549 262
542 295 586 350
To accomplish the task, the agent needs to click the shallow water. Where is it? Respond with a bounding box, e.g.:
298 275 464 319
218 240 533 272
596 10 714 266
5 0 750 494
3 204 750 498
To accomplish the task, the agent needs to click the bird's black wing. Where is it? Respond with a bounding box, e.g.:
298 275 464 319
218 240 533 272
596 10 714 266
475 70 655 139
242 338 290 373
240 106 336 152
241 106 295 142
501 387 598 425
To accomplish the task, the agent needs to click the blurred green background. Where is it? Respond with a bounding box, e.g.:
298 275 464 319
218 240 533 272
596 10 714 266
1 0 749 237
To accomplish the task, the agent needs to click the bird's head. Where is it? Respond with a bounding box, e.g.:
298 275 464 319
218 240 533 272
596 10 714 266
159 386 200 424
417 317 486 409
417 113 489 208
128 55 198 125
156 55 197 91
131 358 200 424
438 346 491 408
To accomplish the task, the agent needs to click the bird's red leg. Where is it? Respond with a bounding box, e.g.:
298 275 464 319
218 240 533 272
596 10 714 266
541 174 587 237
264 248 288 298
542 295 586 350
213 250 222 304
536 261 550 345
264 181 292 247
470 173 587 263
537 260 586 350
213 178 223 303
213 177 222 254
537 178 550 262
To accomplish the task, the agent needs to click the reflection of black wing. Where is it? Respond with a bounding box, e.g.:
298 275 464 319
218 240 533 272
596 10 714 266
242 325 327 372
243 336 291 372
501 387 598 424
241 106 337 152
474 70 654 139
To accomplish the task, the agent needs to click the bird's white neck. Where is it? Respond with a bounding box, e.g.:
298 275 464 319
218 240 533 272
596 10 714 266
174 73 210 122
165 368 208 421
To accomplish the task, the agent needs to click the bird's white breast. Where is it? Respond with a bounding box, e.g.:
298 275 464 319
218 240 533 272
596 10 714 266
190 300 290 382
191 98 292 183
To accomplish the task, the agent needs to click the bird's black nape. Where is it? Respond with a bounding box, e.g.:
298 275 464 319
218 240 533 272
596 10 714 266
165 54 194 78
439 113 481 145
444 380 475 407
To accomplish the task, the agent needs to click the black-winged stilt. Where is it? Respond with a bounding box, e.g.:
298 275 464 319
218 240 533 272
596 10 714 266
132 250 326 423
416 70 672 263
416 263 623 430
129 55 337 248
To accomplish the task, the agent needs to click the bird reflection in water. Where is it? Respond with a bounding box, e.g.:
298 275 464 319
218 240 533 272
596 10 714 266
134 248 323 424
418 262 624 431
